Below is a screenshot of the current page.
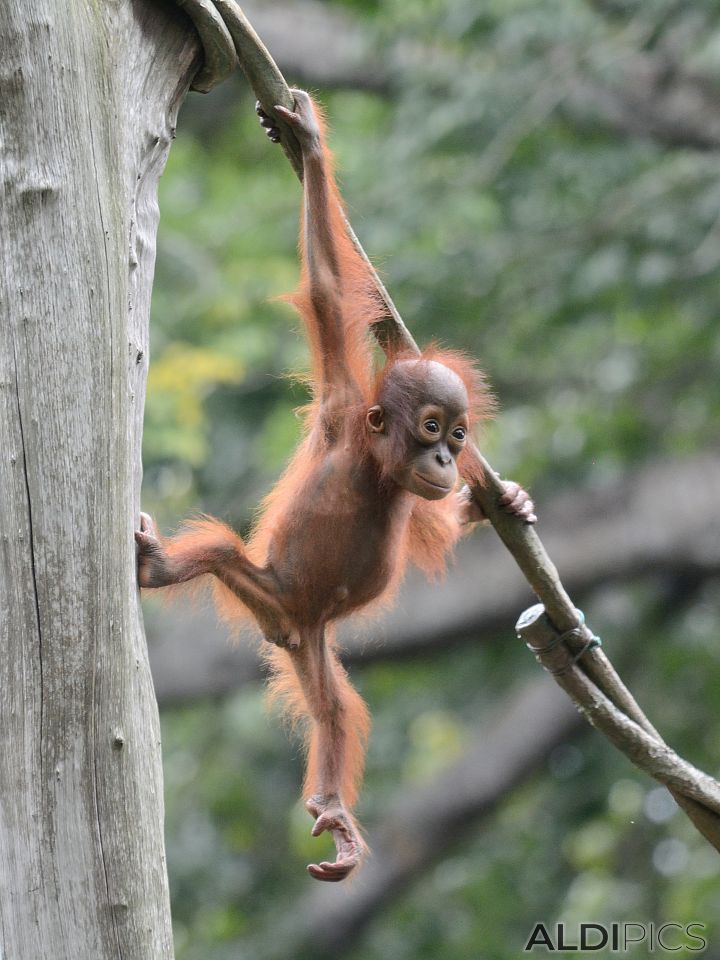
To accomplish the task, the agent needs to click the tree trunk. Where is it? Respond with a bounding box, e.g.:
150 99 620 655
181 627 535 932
0 2 197 956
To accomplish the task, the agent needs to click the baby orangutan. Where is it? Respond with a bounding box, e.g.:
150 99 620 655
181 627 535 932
136 90 535 882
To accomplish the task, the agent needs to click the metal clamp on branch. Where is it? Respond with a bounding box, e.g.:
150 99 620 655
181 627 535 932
517 604 720 851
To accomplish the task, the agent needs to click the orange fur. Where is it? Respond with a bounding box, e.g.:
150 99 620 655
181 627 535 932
283 103 383 406
139 92 497 881
262 631 370 810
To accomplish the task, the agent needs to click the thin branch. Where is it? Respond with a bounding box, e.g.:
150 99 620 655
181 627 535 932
175 0 236 92
194 0 418 351
238 1 391 94
169 0 720 851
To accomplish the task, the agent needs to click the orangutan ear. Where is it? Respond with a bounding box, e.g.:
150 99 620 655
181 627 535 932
366 405 385 434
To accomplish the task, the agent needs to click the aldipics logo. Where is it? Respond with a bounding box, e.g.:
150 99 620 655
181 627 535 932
524 922 708 953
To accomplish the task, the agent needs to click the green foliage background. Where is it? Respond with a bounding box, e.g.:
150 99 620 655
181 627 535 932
144 0 720 956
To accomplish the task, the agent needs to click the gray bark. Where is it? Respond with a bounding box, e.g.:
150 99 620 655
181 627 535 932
0 1 197 956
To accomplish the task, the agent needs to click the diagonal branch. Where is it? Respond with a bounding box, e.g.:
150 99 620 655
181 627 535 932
169 0 720 852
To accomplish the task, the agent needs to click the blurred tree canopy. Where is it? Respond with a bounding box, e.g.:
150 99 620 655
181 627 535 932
144 0 720 957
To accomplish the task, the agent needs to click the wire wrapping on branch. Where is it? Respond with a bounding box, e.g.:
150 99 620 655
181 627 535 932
517 604 720 848
170 0 720 852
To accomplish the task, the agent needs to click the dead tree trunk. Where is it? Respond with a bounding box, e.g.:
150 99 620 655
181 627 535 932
0 2 197 956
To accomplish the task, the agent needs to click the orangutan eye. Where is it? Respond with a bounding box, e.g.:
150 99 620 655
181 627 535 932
423 419 440 434
452 426 466 442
